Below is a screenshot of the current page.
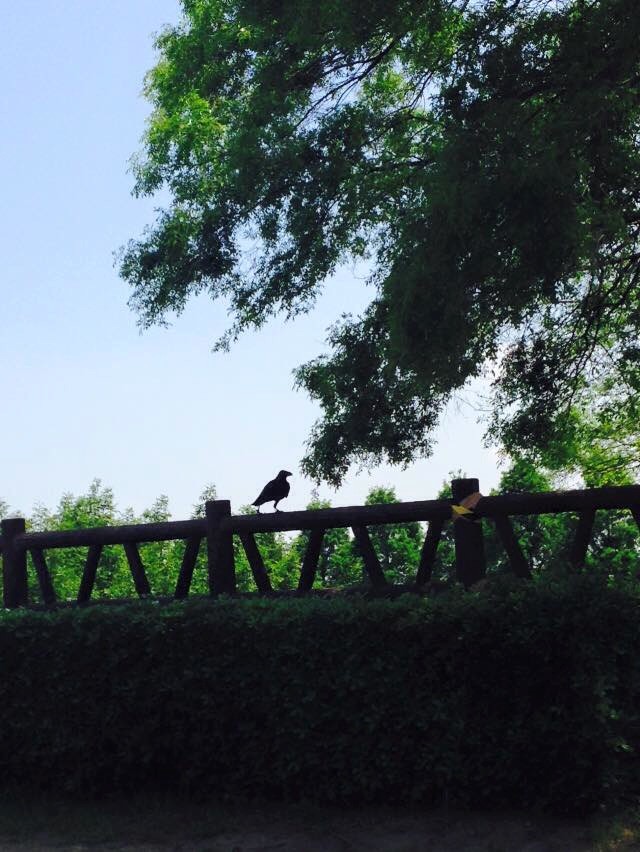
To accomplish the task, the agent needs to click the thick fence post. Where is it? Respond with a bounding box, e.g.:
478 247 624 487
206 500 236 595
2 518 28 608
451 478 486 588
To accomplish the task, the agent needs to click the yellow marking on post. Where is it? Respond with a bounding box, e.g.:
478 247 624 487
451 504 474 521
451 492 483 523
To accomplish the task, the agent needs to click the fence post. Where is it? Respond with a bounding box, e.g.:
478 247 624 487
451 478 486 588
2 518 28 608
205 500 236 595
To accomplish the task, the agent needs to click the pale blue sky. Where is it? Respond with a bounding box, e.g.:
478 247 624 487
0 1 502 521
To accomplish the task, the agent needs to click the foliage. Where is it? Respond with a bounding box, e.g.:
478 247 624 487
0 499 10 521
234 505 300 591
119 0 640 484
483 458 572 578
524 391 640 488
363 486 423 584
138 495 182 596
288 498 361 588
27 481 137 601
288 487 424 587
1 578 639 814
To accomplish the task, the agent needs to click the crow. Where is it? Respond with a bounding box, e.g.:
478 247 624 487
252 470 292 512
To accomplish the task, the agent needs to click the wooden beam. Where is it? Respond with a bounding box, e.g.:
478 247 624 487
352 526 387 589
228 501 452 535
29 548 56 606
239 533 272 595
77 544 102 603
297 529 325 593
17 518 205 551
569 509 596 569
123 542 151 597
415 518 444 586
10 483 640 553
223 484 640 535
629 505 640 532
492 515 531 579
174 537 201 599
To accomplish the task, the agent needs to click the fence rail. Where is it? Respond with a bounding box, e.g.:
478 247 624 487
2 479 640 608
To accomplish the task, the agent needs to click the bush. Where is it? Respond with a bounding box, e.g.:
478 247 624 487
0 575 638 813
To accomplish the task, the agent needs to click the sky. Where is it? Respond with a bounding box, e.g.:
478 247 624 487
0 1 503 521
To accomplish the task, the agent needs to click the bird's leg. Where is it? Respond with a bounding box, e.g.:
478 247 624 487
256 506 261 513
274 499 281 513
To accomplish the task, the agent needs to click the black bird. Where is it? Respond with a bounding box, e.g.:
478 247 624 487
252 470 292 512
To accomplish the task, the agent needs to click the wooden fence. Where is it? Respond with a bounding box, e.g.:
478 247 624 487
2 478 640 608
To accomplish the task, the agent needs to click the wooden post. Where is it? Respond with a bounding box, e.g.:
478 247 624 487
206 500 236 595
239 533 272 595
2 518 28 608
451 478 486 588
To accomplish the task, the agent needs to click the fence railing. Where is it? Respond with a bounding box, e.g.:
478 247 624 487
2 478 640 608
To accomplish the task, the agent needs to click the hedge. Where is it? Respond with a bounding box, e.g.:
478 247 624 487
0 575 639 813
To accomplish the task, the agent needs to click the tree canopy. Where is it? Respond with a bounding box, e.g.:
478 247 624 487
120 0 640 484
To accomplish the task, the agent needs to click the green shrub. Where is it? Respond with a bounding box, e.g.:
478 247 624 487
0 575 638 813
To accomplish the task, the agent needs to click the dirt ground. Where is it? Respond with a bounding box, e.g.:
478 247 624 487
0 800 637 852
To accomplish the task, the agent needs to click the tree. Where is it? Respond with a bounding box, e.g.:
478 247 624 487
0 499 10 521
138 494 181 595
481 458 571 579
288 488 424 587
233 504 299 590
362 486 423 584
28 480 133 601
119 0 640 484
189 483 218 593
522 384 640 487
288 497 361 587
